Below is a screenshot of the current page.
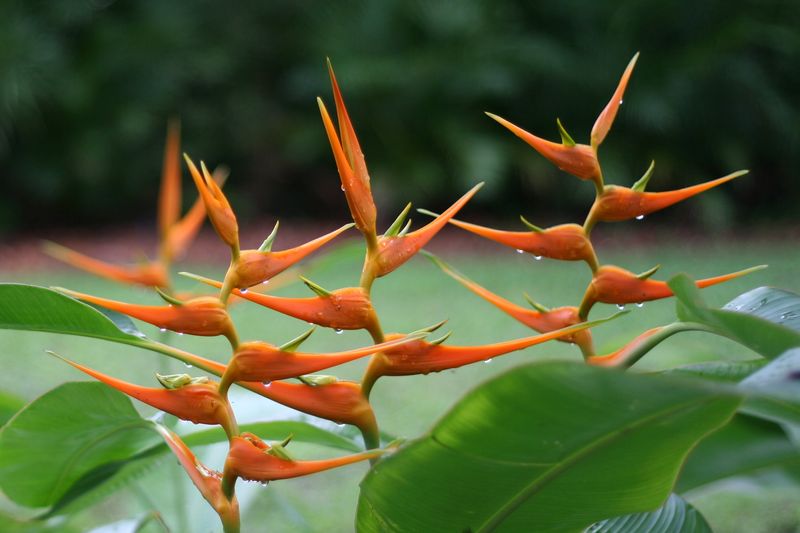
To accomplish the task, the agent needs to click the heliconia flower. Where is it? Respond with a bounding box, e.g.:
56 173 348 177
224 432 383 482
419 211 597 269
225 222 354 289
43 242 169 288
373 318 608 377
591 53 639 149
218 332 424 393
153 425 239 532
585 167 747 228
372 183 483 278
162 346 379 443
425 252 595 356
579 264 766 316
184 154 240 253
486 112 602 185
49 352 238 437
55 287 239 345
182 272 379 333
318 61 377 239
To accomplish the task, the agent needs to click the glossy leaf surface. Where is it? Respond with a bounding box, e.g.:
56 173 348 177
588 494 711 533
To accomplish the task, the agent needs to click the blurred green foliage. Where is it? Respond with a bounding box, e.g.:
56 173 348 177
1 0 798 234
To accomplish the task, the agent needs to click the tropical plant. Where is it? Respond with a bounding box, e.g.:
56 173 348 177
1 54 799 532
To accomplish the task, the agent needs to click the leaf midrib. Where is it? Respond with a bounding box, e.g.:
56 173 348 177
474 395 736 532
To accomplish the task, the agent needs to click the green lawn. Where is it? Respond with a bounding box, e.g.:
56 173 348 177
1 237 799 532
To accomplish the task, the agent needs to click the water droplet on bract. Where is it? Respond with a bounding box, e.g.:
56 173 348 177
240 288 249 294
734 304 743 310
635 302 644 308
262 280 269 285
184 363 193 368
177 332 184 336
259 481 269 487
533 255 542 261
336 423 345 428
619 99 624 105
262 381 272 388
341 185 346 191
635 214 645 221
516 249 524 254
616 304 626 311
335 328 344 334
159 328 167 333
484 358 493 364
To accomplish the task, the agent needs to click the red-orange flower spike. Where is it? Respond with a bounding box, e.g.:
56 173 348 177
184 154 239 253
586 170 747 227
163 347 379 443
153 425 240 532
591 53 639 148
224 433 383 482
422 214 597 269
373 183 483 278
579 264 766 317
375 321 602 377
184 273 378 333
56 288 238 345
219 334 423 393
227 223 354 289
51 352 238 437
318 62 377 240
486 112 601 184
425 252 595 356
158 119 182 242
43 242 169 289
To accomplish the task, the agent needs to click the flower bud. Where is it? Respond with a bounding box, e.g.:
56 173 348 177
318 61 377 239
591 53 639 148
55 288 238 345
184 154 239 252
224 433 383 482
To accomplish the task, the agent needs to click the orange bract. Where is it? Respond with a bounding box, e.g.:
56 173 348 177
224 433 382 482
185 155 239 252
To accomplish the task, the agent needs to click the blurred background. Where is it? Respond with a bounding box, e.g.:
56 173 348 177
2 2 800 531
1 0 799 238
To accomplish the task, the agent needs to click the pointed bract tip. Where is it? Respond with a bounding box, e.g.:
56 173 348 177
519 215 544 233
523 292 549 312
632 160 656 192
384 202 413 237
178 271 219 287
430 331 453 345
300 276 332 297
155 287 184 306
412 319 448 335
279 326 316 352
416 208 440 218
258 220 280 252
556 118 576 147
637 264 661 280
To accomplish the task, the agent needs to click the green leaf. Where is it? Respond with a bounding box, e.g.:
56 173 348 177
678 414 800 492
0 382 159 508
588 493 711 532
0 390 24 427
0 284 147 342
724 286 800 333
357 361 740 533
669 276 800 359
666 360 767 383
739 348 800 426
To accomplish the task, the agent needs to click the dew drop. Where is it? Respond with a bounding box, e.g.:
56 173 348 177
635 214 645 221
177 332 184 336
533 255 542 261
184 363 193 368
259 481 269 487
616 304 626 311
619 99 624 105
484 358 493 364
341 185 346 191
516 249 524 254
335 328 344 335
262 280 270 285
159 327 168 333
635 302 644 308
240 288 249 294
262 381 272 388
336 423 346 428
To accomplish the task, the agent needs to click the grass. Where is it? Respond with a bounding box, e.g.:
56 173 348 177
1 236 799 531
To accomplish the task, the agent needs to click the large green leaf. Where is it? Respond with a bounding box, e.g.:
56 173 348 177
0 390 24 427
0 382 159 508
669 277 800 359
739 348 800 426
0 284 146 343
588 493 711 533
665 360 766 383
357 361 740 533
678 414 800 492
724 286 800 333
